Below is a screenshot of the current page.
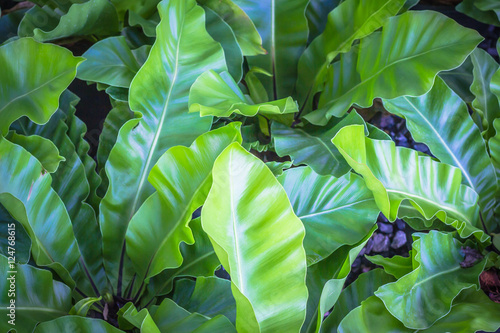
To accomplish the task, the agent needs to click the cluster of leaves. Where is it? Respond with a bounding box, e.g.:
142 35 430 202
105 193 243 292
1 0 500 332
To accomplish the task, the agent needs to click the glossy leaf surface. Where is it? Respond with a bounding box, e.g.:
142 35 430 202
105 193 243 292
35 317 124 333
332 125 486 242
202 143 308 332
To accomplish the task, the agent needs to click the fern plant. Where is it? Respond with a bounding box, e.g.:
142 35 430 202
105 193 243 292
1 0 500 332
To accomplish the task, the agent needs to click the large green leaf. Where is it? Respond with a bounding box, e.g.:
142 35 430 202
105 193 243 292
197 0 264 56
11 92 106 294
272 111 372 177
99 0 227 291
140 217 220 307
149 298 236 332
0 255 72 333
439 57 475 103
0 204 31 264
19 0 119 42
375 231 484 329
277 166 379 265
173 277 236 325
35 317 124 333
331 125 487 242
382 77 498 228
0 38 83 135
456 0 500 26
296 0 405 111
204 7 244 82
189 70 298 117
5 132 64 173
339 289 500 333
232 0 309 99
77 36 141 88
304 0 342 43
119 302 160 332
201 143 308 332
321 269 396 333
0 8 26 44
470 48 500 139
126 124 242 282
0 136 87 289
491 119 500 180
365 254 412 279
305 11 482 124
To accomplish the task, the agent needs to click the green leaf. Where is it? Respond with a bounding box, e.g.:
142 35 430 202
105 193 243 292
110 0 160 21
189 70 298 117
0 8 26 44
149 298 236 332
128 10 159 37
382 77 498 228
11 92 106 294
0 38 83 135
172 277 236 324
306 11 482 124
0 136 86 289
142 217 219 306
304 0 342 43
272 111 369 177
439 56 475 103
204 7 244 82
5 132 65 173
99 0 227 290
265 160 292 177
232 0 309 99
126 123 242 281
0 204 31 264
470 48 500 139
197 0 265 56
375 231 485 329
35 317 125 333
297 0 405 111
365 254 412 279
77 36 141 88
119 302 160 332
278 166 378 265
201 143 308 332
69 296 102 317
456 0 500 26
321 269 396 333
332 124 487 242
19 0 119 42
0 255 72 333
491 119 500 180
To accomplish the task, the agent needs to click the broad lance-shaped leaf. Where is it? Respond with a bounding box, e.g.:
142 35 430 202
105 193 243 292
338 289 500 333
99 0 227 291
0 38 83 135
491 119 500 180
126 124 242 282
139 217 220 308
232 0 309 99
382 77 498 229
301 227 376 333
439 56 475 103
470 48 500 139
202 143 308 332
12 91 107 294
35 317 124 333
204 7 244 82
5 132 65 173
375 231 485 329
0 137 89 290
296 0 405 111
306 11 482 125
332 125 487 242
272 111 388 178
321 269 395 333
77 36 141 88
18 0 119 42
173 277 236 325
197 0 264 56
0 255 72 333
277 166 379 265
366 254 412 279
304 0 342 44
189 70 298 117
456 0 500 27
491 66 500 106
0 204 31 264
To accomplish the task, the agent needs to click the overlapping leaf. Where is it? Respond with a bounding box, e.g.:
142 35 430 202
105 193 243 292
383 77 497 227
202 143 308 332
35 317 124 333
332 125 487 242
0 38 83 135
126 123 242 282
277 166 379 265
99 0 227 291
306 11 482 124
